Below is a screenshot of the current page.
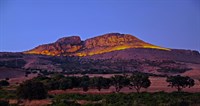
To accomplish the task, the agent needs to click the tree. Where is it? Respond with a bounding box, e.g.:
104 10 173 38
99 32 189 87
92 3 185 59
129 72 151 93
166 75 194 92
0 80 10 87
46 80 60 90
80 81 89 92
59 78 73 90
90 77 111 91
51 74 65 80
17 80 47 100
69 76 82 88
111 75 129 93
80 76 90 92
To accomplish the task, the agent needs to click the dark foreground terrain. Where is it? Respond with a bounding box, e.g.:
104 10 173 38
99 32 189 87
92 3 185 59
1 89 200 106
0 73 200 106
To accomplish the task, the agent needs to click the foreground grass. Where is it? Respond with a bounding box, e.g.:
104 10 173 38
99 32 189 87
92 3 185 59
52 92 200 106
0 89 16 99
1 89 200 106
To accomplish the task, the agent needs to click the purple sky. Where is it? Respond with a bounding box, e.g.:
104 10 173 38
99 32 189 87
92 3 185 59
0 0 200 52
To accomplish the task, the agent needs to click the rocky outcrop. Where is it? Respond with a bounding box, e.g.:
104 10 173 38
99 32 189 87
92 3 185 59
74 33 169 56
56 36 81 45
25 36 82 56
84 33 138 48
24 33 169 56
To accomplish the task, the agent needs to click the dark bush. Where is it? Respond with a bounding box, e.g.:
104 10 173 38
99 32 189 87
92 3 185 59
0 100 9 106
0 80 9 86
17 80 47 100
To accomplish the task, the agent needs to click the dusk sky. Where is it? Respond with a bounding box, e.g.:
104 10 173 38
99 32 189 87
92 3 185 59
0 0 200 52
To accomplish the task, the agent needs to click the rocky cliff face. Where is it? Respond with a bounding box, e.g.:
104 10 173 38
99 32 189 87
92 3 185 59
84 33 136 48
25 36 82 56
24 33 169 56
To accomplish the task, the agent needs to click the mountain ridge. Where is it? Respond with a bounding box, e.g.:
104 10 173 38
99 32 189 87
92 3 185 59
24 33 170 56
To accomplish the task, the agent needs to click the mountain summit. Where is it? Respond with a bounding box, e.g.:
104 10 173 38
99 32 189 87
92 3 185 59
24 33 169 56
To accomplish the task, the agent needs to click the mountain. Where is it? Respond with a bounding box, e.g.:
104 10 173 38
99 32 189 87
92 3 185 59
24 33 169 56
1 33 200 79
24 32 200 63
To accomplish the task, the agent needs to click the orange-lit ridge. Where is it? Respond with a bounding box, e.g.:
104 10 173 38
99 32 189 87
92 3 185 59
24 33 170 56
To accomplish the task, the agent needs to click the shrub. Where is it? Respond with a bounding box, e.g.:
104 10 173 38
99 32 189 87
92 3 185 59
111 75 129 92
0 100 9 106
16 80 47 100
0 80 9 87
90 77 111 91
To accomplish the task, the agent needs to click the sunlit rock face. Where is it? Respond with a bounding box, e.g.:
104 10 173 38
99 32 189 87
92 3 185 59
75 33 169 56
24 33 169 56
84 33 135 48
25 36 82 56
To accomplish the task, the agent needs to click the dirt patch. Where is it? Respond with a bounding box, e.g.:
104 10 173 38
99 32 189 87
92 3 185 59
19 99 52 106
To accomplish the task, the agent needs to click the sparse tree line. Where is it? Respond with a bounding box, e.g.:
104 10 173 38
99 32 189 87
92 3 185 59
22 72 152 93
14 72 196 100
